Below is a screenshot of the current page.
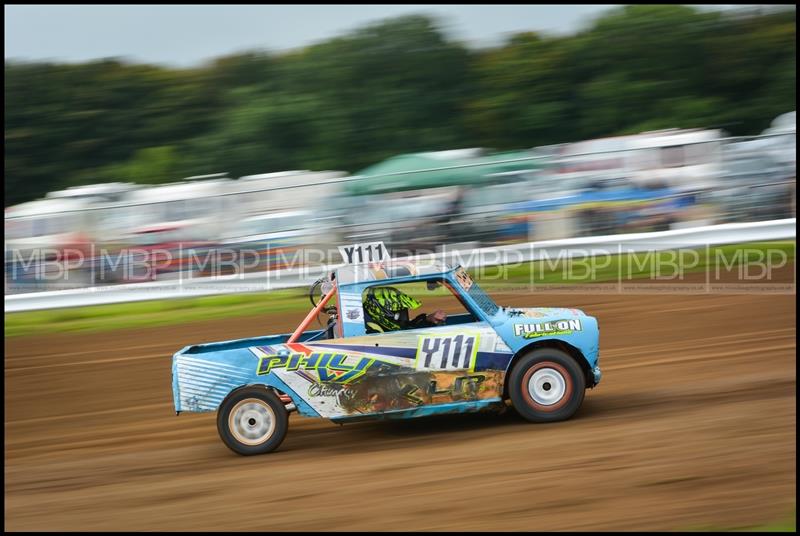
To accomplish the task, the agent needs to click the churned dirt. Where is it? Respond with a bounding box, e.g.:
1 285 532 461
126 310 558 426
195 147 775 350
4 267 796 531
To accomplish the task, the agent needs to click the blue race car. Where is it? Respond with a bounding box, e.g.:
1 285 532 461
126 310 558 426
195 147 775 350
172 257 601 455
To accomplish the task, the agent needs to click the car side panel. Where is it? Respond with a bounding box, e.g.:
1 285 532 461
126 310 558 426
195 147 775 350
172 322 514 420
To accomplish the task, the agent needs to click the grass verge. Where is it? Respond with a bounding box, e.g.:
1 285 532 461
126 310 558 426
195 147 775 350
685 509 796 532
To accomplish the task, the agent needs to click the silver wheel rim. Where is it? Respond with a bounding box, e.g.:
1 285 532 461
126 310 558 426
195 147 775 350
528 367 567 406
229 398 276 446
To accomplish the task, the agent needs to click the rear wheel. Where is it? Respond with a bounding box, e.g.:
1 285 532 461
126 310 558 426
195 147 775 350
217 386 288 455
508 349 586 423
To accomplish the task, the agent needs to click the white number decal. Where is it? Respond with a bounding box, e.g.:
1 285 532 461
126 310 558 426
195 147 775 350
415 334 479 372
338 242 388 265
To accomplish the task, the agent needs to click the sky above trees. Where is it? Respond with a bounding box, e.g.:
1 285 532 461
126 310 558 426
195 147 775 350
5 5 789 66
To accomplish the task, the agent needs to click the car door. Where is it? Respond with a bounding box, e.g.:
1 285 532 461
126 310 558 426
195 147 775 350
399 322 494 408
345 289 501 415
295 278 505 418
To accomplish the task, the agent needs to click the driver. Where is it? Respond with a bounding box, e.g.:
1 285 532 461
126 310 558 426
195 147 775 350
363 286 447 334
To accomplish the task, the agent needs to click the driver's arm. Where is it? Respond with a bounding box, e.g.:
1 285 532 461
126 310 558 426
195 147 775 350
408 309 447 328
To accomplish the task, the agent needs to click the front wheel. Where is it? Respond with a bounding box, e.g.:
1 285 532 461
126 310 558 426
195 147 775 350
217 386 288 455
508 349 586 423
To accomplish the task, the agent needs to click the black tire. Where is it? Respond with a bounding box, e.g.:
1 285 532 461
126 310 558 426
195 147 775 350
217 386 288 455
508 348 586 423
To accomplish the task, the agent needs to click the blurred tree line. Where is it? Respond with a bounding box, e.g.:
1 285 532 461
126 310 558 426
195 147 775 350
4 5 796 206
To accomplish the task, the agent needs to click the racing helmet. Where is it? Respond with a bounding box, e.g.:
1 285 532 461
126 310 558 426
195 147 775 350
363 286 422 332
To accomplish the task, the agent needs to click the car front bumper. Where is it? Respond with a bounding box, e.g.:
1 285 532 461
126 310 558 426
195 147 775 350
592 365 602 386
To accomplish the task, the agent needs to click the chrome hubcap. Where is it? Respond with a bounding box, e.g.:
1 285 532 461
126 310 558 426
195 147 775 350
229 398 276 446
528 368 567 406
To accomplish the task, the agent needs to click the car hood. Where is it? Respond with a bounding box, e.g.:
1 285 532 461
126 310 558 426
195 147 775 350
503 307 587 320
490 306 599 361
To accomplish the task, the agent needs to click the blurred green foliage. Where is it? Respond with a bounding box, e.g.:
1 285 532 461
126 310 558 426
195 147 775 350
4 6 796 206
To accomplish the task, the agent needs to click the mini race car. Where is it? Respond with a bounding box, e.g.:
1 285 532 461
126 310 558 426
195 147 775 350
172 248 601 455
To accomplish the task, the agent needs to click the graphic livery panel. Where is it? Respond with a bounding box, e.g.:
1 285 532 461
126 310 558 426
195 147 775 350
244 324 511 419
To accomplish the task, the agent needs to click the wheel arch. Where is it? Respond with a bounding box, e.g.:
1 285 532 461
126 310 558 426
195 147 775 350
502 339 593 400
224 380 319 418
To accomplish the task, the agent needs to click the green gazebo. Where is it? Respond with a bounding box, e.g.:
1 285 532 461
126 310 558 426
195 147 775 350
344 149 541 196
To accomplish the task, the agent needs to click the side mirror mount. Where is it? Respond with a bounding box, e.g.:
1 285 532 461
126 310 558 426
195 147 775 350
426 280 442 291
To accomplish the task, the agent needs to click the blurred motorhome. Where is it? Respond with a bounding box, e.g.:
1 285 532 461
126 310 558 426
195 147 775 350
4 115 795 291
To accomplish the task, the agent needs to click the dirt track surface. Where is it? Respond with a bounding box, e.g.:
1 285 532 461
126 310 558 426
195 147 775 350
5 275 797 531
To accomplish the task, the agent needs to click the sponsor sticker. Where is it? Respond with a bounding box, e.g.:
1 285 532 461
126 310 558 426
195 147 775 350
454 267 474 290
341 296 365 324
513 319 582 339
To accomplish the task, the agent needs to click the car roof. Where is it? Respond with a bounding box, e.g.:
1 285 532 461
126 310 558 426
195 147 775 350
335 260 456 286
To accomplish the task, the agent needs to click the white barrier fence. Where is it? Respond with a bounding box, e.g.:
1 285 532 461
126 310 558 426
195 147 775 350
5 218 795 313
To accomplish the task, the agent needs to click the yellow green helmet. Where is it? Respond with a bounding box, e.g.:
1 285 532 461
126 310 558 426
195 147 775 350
364 286 422 331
